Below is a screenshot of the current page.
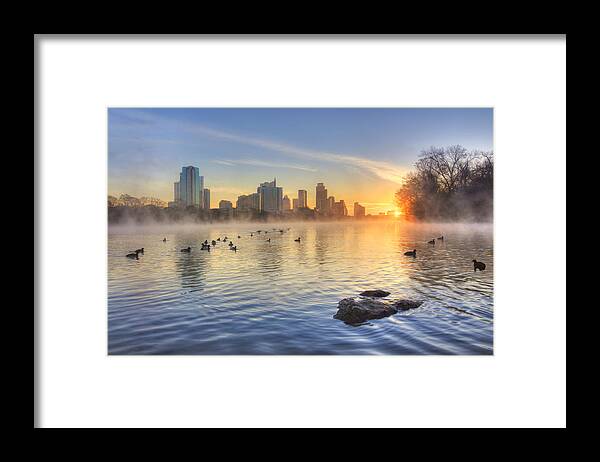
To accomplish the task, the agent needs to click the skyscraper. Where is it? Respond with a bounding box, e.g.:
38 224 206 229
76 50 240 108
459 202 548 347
257 178 283 212
282 195 291 211
292 198 299 210
316 183 328 212
179 166 202 207
202 188 211 209
173 181 180 204
354 202 365 218
298 190 308 209
327 196 335 212
199 176 205 207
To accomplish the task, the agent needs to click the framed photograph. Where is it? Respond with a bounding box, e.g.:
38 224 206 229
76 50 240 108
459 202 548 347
35 34 566 428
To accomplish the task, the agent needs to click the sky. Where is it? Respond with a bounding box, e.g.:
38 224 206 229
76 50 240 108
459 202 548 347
108 108 493 215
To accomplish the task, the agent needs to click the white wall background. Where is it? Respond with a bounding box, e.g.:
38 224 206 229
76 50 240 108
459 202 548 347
36 35 566 428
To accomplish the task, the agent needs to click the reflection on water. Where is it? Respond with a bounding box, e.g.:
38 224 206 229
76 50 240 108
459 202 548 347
108 222 493 355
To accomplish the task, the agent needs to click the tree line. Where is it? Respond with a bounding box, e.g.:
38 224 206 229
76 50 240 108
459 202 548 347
395 145 493 222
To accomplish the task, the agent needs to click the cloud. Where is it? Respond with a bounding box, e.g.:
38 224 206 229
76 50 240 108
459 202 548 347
186 125 407 184
212 158 317 172
212 160 236 167
115 110 408 184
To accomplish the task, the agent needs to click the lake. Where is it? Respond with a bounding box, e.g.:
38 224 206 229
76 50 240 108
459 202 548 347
108 221 493 355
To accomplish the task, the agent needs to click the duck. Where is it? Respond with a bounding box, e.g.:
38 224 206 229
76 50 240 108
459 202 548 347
181 247 191 253
238 235 241 239
217 237 221 241
428 239 435 245
162 238 167 242
229 241 234 247
250 233 254 237
404 249 417 257
201 244 211 251
279 229 284 233
135 248 144 254
266 238 271 242
211 240 217 246
126 252 139 259
203 240 208 245
472 259 486 272
257 230 262 234
437 236 444 241
230 246 237 251
294 237 301 242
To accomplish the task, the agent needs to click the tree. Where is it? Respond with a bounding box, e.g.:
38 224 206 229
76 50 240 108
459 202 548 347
395 146 493 221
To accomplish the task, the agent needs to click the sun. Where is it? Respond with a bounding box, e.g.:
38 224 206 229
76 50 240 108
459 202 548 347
394 209 402 217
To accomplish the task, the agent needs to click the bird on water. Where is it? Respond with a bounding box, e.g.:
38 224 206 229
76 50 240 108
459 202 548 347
181 246 191 253
404 249 416 257
472 260 486 271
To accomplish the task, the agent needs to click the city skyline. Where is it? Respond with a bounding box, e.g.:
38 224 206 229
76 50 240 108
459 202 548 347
164 166 370 217
108 108 493 215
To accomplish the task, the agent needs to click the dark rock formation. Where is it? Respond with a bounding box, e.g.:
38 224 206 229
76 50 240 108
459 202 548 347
358 290 391 298
333 298 398 324
393 299 423 311
334 296 424 324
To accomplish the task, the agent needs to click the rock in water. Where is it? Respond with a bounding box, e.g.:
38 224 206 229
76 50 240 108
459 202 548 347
333 298 398 324
359 290 391 298
393 299 423 311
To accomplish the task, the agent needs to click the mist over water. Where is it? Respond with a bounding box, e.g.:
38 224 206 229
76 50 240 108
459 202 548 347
108 221 493 355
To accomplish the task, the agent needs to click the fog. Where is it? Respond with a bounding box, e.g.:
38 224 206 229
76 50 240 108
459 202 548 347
108 216 493 236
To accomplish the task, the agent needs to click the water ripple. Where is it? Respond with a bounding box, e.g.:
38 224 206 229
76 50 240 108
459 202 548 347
108 222 493 355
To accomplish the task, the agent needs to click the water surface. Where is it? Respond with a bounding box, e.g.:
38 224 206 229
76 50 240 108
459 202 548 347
108 221 493 355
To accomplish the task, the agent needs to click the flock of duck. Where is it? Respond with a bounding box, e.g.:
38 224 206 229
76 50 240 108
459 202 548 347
403 235 486 272
126 229 486 272
125 227 301 260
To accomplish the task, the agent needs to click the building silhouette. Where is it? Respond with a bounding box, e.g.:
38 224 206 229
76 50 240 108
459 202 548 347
174 181 180 204
354 202 365 218
178 166 203 207
316 183 328 212
327 196 335 213
219 200 233 209
237 193 261 211
298 190 308 209
282 195 291 211
332 199 348 217
257 178 283 212
202 188 211 209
